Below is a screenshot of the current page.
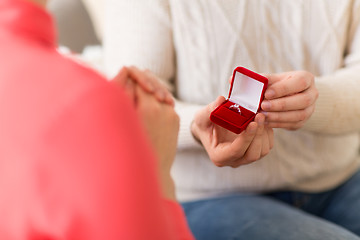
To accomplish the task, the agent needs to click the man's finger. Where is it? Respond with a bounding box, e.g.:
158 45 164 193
208 96 226 113
262 107 314 123
266 127 274 149
227 122 258 159
265 72 312 99
261 90 316 112
265 121 305 130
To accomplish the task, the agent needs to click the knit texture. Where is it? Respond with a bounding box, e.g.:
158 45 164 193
104 0 360 201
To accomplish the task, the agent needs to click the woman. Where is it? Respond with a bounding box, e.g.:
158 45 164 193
103 0 360 239
0 0 194 239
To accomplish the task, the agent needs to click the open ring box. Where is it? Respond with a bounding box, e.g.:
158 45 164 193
210 67 268 134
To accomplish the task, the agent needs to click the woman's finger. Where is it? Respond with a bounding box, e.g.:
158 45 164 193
128 66 175 105
112 66 130 86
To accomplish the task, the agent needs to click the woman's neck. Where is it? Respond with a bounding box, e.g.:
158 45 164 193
27 0 47 8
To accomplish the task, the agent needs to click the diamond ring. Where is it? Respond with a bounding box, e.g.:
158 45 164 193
229 104 241 114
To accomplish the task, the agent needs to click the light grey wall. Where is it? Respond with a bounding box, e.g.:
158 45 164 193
47 0 99 52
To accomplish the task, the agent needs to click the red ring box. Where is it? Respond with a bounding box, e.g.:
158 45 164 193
210 67 268 134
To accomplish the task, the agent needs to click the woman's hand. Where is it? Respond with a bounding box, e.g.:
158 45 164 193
112 66 174 106
191 96 274 168
135 85 179 200
261 71 318 130
112 66 179 199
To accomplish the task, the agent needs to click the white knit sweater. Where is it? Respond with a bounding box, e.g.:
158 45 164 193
103 0 360 201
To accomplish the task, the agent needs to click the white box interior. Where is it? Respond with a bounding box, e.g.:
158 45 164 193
229 72 265 113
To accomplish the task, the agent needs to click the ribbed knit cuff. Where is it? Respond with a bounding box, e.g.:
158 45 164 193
302 77 335 132
175 101 204 150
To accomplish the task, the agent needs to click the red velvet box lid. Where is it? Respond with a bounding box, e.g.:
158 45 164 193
210 67 268 134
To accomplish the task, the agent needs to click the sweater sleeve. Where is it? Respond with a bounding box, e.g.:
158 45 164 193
41 80 193 239
303 0 360 134
104 0 204 150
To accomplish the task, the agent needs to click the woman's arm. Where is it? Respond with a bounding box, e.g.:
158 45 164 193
44 78 193 239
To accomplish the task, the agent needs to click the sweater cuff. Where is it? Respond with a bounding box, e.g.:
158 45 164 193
175 101 204 150
302 77 334 132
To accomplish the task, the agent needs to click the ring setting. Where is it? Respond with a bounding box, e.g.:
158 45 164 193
229 104 241 114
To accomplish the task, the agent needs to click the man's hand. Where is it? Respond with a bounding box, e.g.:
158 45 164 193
192 96 274 168
261 71 318 130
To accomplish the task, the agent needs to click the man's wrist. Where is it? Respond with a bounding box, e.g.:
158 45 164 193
190 120 202 145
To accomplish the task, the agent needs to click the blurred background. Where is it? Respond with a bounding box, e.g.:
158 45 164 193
47 0 100 53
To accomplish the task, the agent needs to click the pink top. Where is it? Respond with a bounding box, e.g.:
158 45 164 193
0 0 193 239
